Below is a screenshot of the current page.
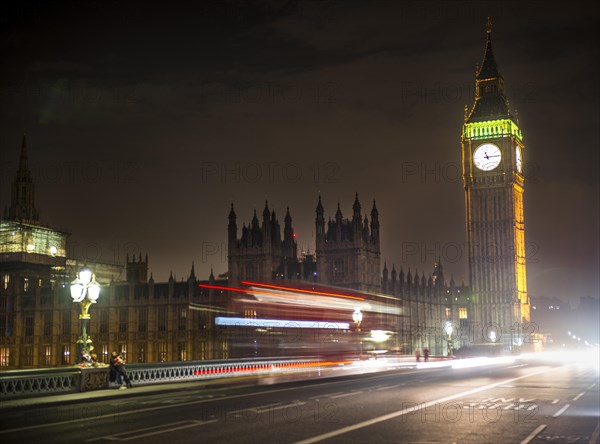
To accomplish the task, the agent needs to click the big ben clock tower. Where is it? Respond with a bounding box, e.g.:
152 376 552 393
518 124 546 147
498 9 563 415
462 18 530 346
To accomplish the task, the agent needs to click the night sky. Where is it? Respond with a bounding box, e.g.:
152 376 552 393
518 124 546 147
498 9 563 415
1 1 598 306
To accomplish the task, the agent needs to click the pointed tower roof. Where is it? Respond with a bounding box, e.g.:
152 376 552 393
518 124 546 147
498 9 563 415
262 200 270 220
316 195 324 215
251 209 259 228
6 133 40 224
477 17 500 80
352 192 361 216
285 206 292 224
466 17 512 124
371 200 379 218
335 203 343 221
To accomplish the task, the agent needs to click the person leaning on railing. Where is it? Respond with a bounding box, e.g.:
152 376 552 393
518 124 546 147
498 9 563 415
115 353 133 389
109 351 129 389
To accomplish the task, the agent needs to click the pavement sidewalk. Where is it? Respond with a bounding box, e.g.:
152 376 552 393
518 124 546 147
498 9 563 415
0 377 250 411
0 358 420 411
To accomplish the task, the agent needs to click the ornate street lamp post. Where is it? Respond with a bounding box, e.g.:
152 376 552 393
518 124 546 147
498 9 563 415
70 267 100 364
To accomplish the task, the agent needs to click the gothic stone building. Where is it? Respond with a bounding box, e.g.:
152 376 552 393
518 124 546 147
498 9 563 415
228 194 471 356
315 194 381 293
227 202 316 286
0 136 229 368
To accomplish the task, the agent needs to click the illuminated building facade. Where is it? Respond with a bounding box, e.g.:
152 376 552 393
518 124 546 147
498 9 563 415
462 19 530 346
0 135 70 367
1 137 222 368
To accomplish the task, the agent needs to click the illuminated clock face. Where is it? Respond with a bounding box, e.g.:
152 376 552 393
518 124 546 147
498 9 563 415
473 143 502 171
515 146 522 173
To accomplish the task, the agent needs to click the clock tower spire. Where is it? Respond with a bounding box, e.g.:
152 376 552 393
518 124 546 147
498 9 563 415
5 133 40 225
462 19 530 349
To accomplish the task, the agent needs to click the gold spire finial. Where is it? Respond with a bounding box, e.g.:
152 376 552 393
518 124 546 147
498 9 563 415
486 16 492 35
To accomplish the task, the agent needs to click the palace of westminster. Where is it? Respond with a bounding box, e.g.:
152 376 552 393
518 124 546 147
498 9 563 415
0 22 532 368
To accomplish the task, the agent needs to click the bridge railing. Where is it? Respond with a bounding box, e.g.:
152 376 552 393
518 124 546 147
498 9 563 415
0 367 80 399
0 356 339 399
123 356 334 386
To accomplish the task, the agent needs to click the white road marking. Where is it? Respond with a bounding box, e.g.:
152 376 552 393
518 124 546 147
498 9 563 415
552 404 570 418
252 401 305 413
0 377 376 435
572 392 585 401
231 400 306 416
587 383 596 390
375 385 400 391
552 399 559 404
294 367 555 444
519 424 547 444
330 391 363 399
507 364 527 369
86 419 218 441
253 402 282 409
310 391 345 399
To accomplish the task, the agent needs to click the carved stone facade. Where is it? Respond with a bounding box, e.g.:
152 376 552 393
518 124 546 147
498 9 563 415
227 202 316 286
315 194 381 293
462 20 530 346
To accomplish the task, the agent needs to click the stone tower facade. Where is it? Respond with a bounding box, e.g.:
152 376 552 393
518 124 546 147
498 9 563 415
462 19 530 346
315 194 381 293
227 201 306 285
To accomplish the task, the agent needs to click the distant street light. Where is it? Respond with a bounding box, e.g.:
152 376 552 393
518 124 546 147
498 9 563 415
353 307 363 359
352 307 363 331
445 321 454 356
70 267 100 365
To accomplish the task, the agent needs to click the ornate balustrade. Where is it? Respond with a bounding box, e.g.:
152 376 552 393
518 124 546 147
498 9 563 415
121 357 333 386
1 357 334 399
0 368 80 399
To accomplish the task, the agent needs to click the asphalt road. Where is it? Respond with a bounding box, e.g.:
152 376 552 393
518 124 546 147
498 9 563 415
1 356 598 443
